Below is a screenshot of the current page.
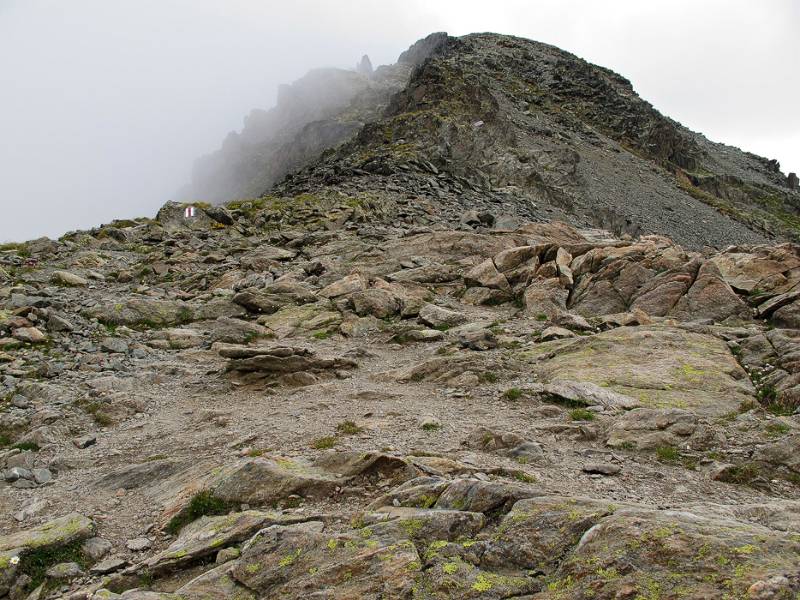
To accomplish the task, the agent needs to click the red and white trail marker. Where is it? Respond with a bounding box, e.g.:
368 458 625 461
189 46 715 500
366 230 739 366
184 206 196 218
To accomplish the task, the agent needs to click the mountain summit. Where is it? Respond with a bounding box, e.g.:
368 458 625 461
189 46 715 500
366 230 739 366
182 32 799 249
2 33 800 600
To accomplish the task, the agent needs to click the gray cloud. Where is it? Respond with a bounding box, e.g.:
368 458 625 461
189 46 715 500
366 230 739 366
1 0 796 241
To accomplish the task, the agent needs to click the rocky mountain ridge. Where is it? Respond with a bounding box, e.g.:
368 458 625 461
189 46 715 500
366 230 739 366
1 32 800 600
185 32 799 249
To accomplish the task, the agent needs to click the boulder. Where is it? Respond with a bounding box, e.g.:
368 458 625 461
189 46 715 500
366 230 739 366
12 327 46 343
463 258 510 290
83 298 244 328
529 500 800 598
543 380 641 410
51 270 88 287
232 521 420 598
176 562 255 599
318 273 367 298
220 344 357 377
418 304 467 329
527 326 755 418
351 288 401 319
208 457 342 506
143 510 304 575
257 303 342 338
523 278 568 320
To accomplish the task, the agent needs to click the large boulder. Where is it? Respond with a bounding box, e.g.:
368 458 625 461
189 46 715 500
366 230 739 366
83 298 245 328
524 325 755 417
232 521 420 598
527 499 800 599
523 278 568 319
142 510 306 575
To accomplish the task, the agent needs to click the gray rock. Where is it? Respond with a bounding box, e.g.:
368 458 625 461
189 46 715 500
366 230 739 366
73 435 97 449
215 546 241 564
11 395 31 409
544 380 641 410
45 561 83 580
0 513 94 553
51 270 88 287
82 537 112 561
89 556 127 574
14 499 47 522
418 304 467 329
126 537 152 552
5 467 32 482
12 327 46 343
582 463 622 475
457 327 497 350
540 325 577 341
31 468 53 485
100 337 129 354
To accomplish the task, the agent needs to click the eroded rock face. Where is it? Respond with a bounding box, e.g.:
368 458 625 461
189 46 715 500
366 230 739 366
83 298 245 327
142 510 307 575
220 344 357 384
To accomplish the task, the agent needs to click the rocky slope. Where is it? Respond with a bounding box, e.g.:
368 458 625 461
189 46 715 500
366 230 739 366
2 32 800 600
185 32 799 249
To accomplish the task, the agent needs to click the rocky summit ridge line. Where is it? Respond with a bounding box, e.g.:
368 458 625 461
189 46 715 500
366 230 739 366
182 32 800 250
2 32 800 600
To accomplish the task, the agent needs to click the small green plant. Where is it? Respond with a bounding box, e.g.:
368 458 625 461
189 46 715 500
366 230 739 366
16 539 90 590
442 561 459 574
165 491 233 534
738 399 758 413
177 307 193 324
757 385 777 403
535 313 548 321
722 463 760 485
421 422 442 432
478 371 498 384
765 422 790 437
80 400 115 427
246 448 265 457
784 472 800 486
311 436 337 449
312 330 332 340
138 570 154 588
655 446 680 462
146 454 169 462
766 402 794 417
503 388 523 401
12 441 39 452
336 421 363 435
514 471 537 483
242 331 260 344
569 408 595 421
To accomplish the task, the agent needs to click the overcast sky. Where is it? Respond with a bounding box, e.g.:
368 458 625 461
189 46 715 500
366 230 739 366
1 0 798 242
